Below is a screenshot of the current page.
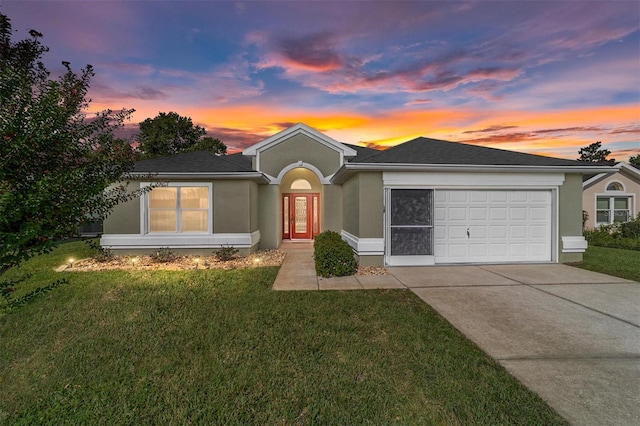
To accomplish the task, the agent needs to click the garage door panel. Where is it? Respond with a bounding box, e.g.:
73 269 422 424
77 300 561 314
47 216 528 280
449 207 467 220
530 207 549 220
435 190 552 264
510 207 527 220
469 207 487 220
449 226 468 239
449 191 468 202
469 244 487 257
510 226 527 238
490 226 507 238
490 207 507 220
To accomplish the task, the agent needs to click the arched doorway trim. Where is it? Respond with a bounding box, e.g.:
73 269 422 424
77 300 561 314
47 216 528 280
272 161 332 185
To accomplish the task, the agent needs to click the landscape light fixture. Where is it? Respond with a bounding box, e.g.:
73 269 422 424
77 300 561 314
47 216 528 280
131 257 138 267
195 257 201 269
68 258 74 268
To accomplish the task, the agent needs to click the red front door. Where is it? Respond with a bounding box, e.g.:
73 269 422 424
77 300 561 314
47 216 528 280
283 193 320 240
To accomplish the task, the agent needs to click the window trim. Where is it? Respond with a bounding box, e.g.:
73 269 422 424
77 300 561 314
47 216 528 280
141 182 213 235
595 194 634 226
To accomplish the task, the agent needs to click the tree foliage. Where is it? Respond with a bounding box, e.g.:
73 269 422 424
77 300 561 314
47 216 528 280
629 154 639 167
0 12 142 279
138 111 226 158
577 141 615 163
187 136 227 155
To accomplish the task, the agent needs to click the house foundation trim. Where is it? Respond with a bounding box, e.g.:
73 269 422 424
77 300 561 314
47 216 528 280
340 230 384 256
101 231 261 249
561 236 588 253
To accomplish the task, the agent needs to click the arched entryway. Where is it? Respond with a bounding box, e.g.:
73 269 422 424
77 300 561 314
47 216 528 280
280 167 322 240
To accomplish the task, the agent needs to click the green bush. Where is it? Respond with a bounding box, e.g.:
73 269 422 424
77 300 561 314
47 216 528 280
313 231 357 277
584 216 640 251
619 215 640 239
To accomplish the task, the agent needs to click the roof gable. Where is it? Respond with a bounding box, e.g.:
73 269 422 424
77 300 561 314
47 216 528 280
583 162 640 189
242 123 357 157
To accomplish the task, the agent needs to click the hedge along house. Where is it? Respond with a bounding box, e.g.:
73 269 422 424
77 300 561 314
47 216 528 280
101 123 616 266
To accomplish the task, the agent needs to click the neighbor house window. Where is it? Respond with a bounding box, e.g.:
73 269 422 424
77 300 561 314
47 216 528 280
148 185 209 233
596 196 630 225
596 181 632 225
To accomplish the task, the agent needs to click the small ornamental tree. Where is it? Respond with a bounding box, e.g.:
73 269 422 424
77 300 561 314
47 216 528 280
0 13 145 307
577 141 615 163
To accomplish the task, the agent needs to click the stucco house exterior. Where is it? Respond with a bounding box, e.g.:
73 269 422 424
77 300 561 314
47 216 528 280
582 162 640 229
101 123 616 266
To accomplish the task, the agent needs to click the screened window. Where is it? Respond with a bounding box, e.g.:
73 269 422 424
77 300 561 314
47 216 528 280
596 196 630 225
148 186 209 233
389 189 434 256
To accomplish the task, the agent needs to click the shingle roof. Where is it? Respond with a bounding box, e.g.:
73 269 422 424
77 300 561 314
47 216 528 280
133 151 255 173
353 137 590 167
342 143 381 161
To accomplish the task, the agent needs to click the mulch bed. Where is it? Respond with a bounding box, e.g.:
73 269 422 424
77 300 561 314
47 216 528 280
70 251 388 275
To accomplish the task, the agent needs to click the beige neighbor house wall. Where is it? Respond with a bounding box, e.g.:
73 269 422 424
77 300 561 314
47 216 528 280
582 171 639 230
341 172 384 266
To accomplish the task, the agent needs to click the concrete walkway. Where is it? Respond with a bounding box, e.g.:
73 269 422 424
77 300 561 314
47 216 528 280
272 245 640 425
272 241 404 291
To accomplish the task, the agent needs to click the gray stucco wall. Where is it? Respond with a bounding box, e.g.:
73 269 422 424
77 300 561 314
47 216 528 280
259 134 341 178
558 173 585 262
342 172 383 238
250 182 259 233
342 176 359 236
213 180 253 233
322 184 343 232
258 184 279 249
358 172 384 238
103 181 142 234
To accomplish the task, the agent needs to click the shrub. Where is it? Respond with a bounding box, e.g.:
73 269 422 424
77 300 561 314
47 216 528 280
619 215 640 239
150 247 176 263
584 216 640 251
314 231 357 277
214 245 239 261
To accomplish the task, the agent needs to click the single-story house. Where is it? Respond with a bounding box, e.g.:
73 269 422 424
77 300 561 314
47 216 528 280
102 123 616 266
582 162 639 229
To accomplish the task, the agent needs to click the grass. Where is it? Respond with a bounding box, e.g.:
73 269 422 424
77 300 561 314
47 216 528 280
573 245 640 282
0 242 567 425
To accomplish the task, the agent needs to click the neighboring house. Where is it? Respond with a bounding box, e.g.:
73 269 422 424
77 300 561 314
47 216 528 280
582 162 640 229
102 123 616 266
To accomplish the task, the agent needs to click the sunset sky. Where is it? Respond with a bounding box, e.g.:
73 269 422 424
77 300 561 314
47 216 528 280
3 0 639 160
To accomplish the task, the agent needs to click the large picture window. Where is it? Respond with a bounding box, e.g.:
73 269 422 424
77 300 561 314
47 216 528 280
148 185 209 233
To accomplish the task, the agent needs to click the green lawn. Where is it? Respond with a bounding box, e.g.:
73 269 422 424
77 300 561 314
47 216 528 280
1 242 567 425
574 246 640 282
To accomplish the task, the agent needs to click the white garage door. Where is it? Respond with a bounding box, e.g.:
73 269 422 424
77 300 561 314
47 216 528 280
434 190 552 263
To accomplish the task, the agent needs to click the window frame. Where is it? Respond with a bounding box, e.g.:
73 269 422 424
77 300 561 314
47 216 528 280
141 182 213 235
595 195 632 226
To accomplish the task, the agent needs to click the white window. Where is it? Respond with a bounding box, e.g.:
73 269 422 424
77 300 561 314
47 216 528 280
596 196 630 225
147 185 210 233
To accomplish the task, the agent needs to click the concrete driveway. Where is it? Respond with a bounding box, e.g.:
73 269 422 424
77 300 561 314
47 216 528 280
390 264 640 426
